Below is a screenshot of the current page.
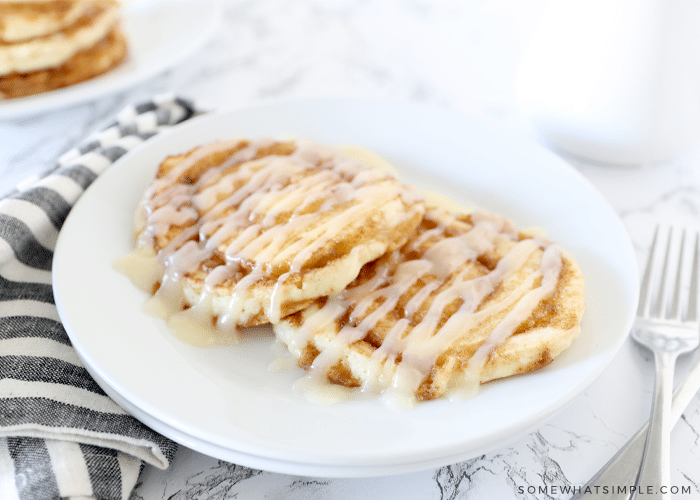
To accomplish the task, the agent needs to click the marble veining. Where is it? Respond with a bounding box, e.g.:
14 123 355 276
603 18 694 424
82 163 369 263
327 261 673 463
2 0 700 498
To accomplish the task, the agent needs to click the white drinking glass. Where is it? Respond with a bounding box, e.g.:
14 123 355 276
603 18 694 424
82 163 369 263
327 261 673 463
515 0 700 165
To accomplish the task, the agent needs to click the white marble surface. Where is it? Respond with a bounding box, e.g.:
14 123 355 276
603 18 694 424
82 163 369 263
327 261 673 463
2 0 700 498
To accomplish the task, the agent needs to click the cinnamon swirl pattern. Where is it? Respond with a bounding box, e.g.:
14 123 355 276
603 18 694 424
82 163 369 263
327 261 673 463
120 137 425 337
118 136 585 404
275 208 585 406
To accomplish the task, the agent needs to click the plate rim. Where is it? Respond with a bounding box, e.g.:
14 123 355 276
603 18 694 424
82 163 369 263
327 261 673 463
53 97 639 476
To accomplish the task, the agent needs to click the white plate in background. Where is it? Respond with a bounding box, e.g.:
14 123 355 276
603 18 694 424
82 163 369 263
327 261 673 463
0 0 221 118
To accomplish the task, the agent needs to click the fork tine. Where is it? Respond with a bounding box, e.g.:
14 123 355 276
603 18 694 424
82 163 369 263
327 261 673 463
629 226 700 500
669 229 686 320
638 225 659 318
652 226 673 318
687 232 699 322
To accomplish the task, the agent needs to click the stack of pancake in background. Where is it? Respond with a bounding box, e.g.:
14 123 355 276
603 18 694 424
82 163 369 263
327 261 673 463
0 0 126 99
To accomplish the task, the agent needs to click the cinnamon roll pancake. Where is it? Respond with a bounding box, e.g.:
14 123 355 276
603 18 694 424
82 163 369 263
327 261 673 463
274 207 585 406
0 1 92 43
0 0 126 99
119 137 426 337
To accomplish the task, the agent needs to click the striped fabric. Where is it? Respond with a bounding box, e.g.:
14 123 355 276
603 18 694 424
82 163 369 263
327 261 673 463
0 95 205 500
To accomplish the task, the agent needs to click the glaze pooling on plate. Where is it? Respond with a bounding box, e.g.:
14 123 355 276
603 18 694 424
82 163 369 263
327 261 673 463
118 134 584 408
53 100 637 476
117 137 425 333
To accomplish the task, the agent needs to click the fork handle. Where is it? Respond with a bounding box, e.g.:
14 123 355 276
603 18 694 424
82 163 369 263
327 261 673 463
572 351 700 500
635 349 676 499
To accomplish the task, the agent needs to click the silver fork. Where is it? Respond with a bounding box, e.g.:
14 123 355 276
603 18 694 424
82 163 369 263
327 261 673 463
631 225 700 499
571 356 700 500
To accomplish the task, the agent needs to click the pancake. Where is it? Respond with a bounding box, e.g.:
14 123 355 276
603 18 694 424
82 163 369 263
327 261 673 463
0 0 125 99
0 25 126 98
0 1 92 43
274 207 585 407
118 137 426 336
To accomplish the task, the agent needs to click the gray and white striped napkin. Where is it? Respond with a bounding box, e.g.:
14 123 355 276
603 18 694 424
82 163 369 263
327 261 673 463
0 94 206 500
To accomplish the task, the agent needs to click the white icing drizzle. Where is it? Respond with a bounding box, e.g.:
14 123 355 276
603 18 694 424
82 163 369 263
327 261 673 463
449 243 563 400
283 208 564 406
117 137 424 340
114 138 568 406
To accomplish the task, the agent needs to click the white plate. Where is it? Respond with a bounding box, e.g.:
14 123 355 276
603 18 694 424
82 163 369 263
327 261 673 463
53 99 639 477
0 0 221 118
